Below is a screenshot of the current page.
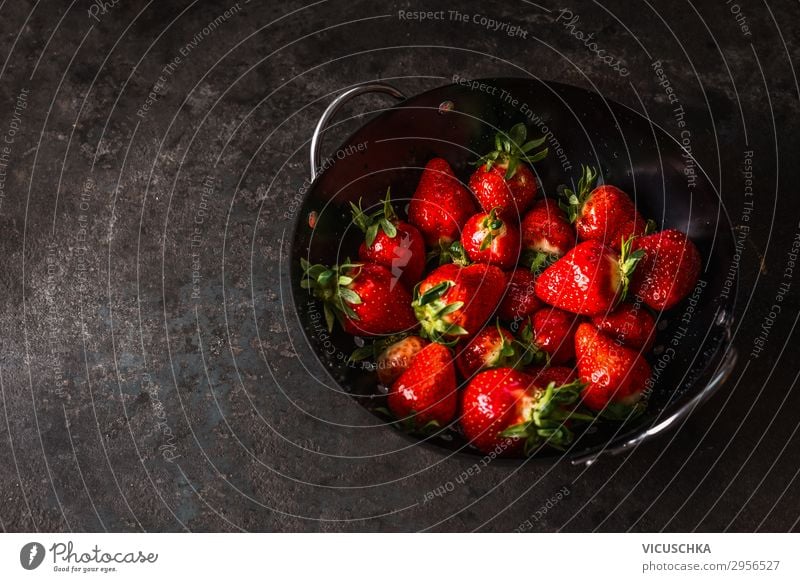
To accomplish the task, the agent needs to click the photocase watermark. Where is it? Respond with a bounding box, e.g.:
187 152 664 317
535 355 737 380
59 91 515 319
720 150 755 301
20 542 46 570
285 141 368 221
136 3 244 119
397 9 529 38
554 8 630 77
87 0 123 22
452 75 573 173
0 87 29 216
421 439 514 503
142 373 181 463
514 486 571 531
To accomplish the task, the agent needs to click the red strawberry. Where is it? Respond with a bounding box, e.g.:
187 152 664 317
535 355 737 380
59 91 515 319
460 368 591 455
560 165 647 249
591 303 656 351
630 229 702 311
388 343 457 427
525 366 577 387
351 190 426 287
413 263 506 344
455 322 531 378
524 307 579 365
376 335 428 386
301 260 417 336
409 157 476 246
469 123 548 221
521 198 575 270
574 322 652 416
534 238 644 316
460 209 521 270
498 268 542 323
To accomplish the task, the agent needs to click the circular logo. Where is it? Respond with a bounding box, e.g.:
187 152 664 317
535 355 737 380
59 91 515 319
20 542 45 570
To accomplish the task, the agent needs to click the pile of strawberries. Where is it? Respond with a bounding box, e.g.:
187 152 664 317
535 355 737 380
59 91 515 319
302 123 701 457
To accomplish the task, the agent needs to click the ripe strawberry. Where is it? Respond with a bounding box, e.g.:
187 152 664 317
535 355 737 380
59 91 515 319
498 268 542 323
301 259 417 336
521 198 575 270
388 342 457 427
469 123 548 221
351 190 426 287
376 335 428 386
630 229 702 311
534 238 644 316
413 263 506 344
455 321 532 378
591 303 656 351
524 307 579 365
460 209 521 270
460 368 591 455
525 365 577 387
574 322 652 416
409 157 476 246
560 165 647 249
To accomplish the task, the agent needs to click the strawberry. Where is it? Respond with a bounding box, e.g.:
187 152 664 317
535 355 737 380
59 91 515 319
376 335 428 386
460 368 591 455
409 157 477 246
521 198 575 270
455 321 532 378
534 238 644 316
301 259 417 336
388 342 457 427
574 322 652 416
524 307 579 365
591 303 656 351
469 123 548 221
630 229 702 311
460 208 521 270
560 165 648 249
498 268 542 323
351 190 426 287
412 263 506 344
525 365 577 387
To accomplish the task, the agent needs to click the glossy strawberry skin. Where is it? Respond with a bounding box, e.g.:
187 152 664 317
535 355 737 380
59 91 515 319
576 185 642 245
340 263 418 336
574 322 652 411
524 366 577 387
591 303 656 351
530 307 579 365
409 158 476 246
456 325 516 379
460 368 534 455
388 343 457 426
469 163 537 222
377 336 428 386
521 199 575 257
498 269 542 323
460 212 521 270
534 240 622 316
416 263 507 338
358 221 426 288
630 229 701 311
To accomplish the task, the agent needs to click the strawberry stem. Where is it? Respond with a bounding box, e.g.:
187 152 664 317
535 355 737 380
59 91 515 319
349 188 398 248
617 235 646 305
412 280 468 346
474 123 549 179
301 258 363 332
558 164 599 223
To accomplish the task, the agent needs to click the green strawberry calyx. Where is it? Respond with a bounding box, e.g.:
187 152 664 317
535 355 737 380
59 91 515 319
300 258 363 333
499 379 592 455
617 235 646 305
475 123 549 180
349 188 398 248
411 280 468 346
517 319 550 367
427 239 471 267
558 164 599 224
478 208 505 251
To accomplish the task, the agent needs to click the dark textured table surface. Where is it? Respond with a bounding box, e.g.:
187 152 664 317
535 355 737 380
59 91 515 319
0 0 798 532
